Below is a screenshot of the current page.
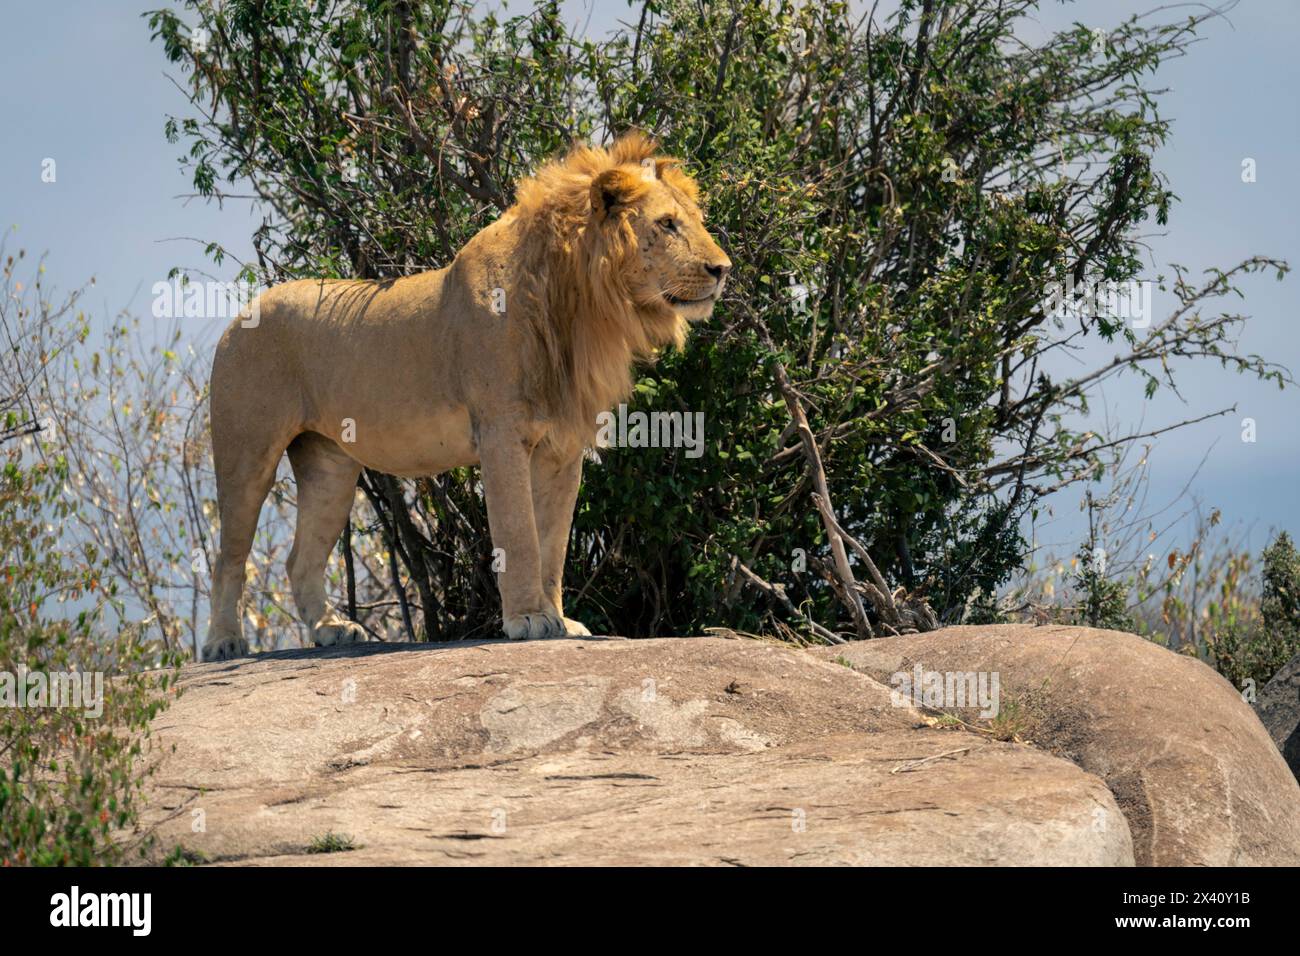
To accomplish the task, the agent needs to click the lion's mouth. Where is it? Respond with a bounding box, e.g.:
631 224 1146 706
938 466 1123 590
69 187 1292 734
664 292 716 306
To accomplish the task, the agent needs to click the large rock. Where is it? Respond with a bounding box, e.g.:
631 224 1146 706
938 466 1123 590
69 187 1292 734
1257 650 1300 782
141 636 1132 865
817 624 1300 865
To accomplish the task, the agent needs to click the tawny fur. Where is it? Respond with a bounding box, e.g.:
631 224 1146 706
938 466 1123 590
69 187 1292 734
202 133 731 659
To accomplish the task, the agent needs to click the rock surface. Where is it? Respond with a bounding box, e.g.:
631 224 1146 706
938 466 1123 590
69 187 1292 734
1256 650 1300 783
818 624 1300 866
142 635 1134 865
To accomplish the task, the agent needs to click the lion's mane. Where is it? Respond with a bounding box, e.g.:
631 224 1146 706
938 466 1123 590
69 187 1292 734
508 133 701 447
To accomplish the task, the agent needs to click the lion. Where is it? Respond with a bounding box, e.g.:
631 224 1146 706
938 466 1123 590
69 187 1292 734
202 133 731 660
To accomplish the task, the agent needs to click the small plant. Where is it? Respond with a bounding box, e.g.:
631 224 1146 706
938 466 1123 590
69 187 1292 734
928 712 965 730
986 697 1034 743
926 694 1035 743
164 845 210 867
1072 544 1136 633
307 831 357 854
961 587 1009 626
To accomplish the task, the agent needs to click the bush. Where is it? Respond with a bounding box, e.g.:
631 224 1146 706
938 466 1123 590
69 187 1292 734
0 451 182 865
1000 459 1299 690
0 249 183 865
1205 532 1300 690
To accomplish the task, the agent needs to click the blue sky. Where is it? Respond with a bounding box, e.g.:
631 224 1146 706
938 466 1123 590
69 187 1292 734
2 0 1296 561
1011 0 1300 558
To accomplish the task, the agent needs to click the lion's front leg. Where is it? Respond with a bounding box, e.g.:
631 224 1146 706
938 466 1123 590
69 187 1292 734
479 427 565 640
532 447 592 637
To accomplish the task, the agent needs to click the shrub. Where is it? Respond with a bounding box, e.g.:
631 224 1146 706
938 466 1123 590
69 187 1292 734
0 451 182 865
1205 532 1300 690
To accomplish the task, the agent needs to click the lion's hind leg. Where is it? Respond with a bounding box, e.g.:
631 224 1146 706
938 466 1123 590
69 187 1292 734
286 433 367 648
203 430 286 662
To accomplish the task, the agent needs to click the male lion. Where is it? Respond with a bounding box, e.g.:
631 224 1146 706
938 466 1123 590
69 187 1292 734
203 133 731 660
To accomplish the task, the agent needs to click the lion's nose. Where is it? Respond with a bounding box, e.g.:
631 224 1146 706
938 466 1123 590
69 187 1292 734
705 261 731 281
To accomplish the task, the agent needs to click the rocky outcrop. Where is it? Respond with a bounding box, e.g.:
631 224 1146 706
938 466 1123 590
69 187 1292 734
138 626 1300 866
1256 650 1300 782
142 635 1132 865
819 624 1300 865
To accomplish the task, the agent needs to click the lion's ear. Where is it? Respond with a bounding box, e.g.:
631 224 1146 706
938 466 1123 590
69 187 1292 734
653 158 678 180
590 168 647 222
655 158 699 201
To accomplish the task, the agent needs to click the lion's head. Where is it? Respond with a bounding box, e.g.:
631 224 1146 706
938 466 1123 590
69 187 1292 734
586 150 732 325
515 132 731 331
511 133 732 446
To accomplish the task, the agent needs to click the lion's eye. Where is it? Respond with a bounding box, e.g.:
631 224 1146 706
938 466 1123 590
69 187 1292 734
658 217 678 233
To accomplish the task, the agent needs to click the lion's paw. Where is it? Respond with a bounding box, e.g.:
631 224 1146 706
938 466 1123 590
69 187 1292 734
502 611 566 641
202 631 249 662
314 619 367 647
561 616 592 637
